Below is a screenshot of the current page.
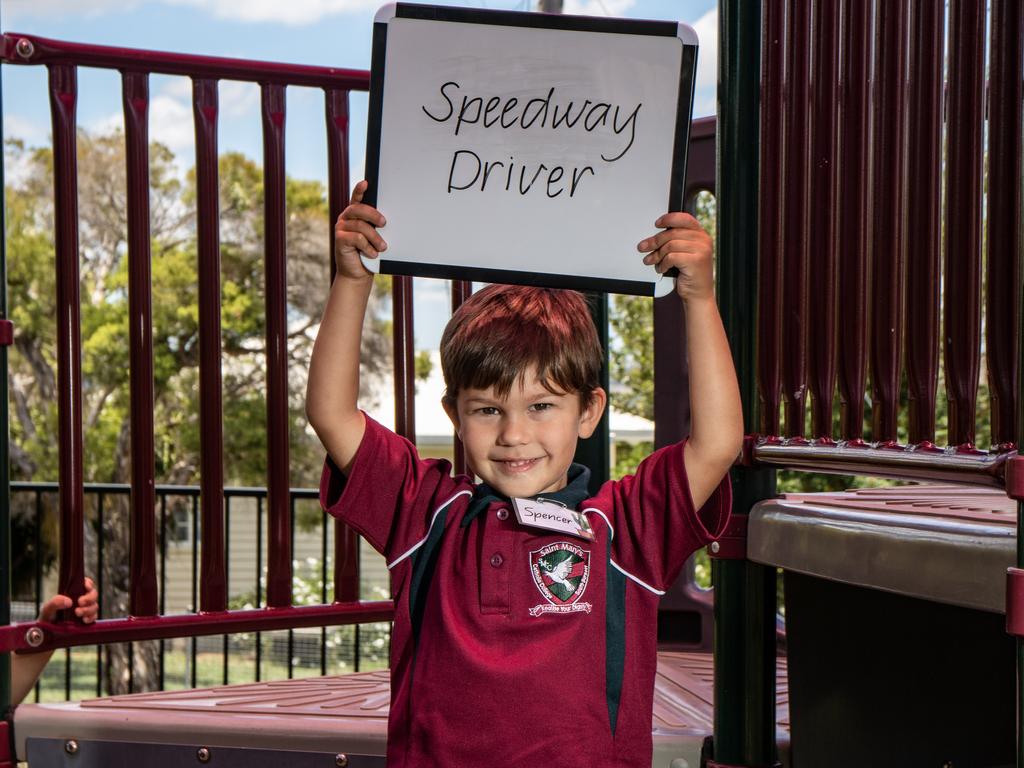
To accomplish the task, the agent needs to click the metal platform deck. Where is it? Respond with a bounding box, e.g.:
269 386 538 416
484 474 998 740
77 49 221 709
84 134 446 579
15 651 790 767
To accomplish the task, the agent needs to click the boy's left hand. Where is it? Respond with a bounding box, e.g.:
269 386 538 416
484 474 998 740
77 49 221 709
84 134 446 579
637 212 714 302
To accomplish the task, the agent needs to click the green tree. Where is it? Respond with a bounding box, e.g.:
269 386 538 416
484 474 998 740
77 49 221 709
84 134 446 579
5 129 392 693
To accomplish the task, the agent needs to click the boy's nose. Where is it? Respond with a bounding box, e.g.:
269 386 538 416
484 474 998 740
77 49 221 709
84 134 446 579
497 415 528 445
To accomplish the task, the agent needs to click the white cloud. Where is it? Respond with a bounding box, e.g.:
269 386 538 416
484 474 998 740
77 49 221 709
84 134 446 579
3 114 47 146
3 0 140 21
563 0 636 15
163 0 379 26
159 77 259 119
690 7 717 116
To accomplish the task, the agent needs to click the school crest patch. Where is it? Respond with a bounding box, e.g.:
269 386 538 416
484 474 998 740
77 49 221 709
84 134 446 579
529 541 592 617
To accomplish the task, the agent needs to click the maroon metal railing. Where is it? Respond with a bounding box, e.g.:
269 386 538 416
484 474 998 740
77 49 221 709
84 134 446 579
753 0 1023 488
0 33 393 654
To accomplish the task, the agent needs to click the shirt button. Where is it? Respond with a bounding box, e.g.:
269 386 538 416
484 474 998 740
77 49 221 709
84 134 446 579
489 553 504 568
496 508 509 521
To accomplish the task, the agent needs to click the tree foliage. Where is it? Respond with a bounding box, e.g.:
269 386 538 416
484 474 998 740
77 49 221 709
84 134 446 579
5 129 391 692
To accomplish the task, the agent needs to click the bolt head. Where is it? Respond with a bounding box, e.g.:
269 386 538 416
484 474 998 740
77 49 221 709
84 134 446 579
25 626 44 647
64 739 78 755
197 747 211 763
335 754 349 767
15 38 34 59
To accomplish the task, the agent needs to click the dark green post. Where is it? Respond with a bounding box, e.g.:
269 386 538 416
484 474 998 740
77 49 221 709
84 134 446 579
1016 241 1024 768
0 51 12 713
713 0 778 766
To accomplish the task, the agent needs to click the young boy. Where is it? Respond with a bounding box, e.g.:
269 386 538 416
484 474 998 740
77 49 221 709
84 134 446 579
307 181 743 767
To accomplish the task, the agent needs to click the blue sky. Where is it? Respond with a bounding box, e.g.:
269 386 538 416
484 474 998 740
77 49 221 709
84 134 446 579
2 0 717 183
1 0 718 348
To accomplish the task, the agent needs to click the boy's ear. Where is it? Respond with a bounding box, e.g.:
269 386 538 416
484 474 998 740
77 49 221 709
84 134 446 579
442 398 461 436
577 387 607 439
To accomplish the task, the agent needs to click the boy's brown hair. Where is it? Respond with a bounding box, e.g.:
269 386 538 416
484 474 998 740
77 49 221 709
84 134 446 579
440 285 602 407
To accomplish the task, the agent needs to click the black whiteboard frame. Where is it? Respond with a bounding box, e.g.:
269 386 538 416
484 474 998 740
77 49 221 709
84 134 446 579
364 2 698 297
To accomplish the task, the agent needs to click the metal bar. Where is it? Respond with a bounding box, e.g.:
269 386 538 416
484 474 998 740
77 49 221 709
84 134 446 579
0 602 395 654
288 497 296 679
321 507 328 676
96 493 104 695
262 83 292 609
223 497 231 685
714 0 776 765
943 0 986 448
756 0 784 437
753 440 1012 486
0 60 10 710
392 277 416 442
451 280 473 474
904 1 945 445
49 62 87 612
807 0 840 440
325 87 361 606
325 88 351 284
34 492 42 701
836 0 872 442
986 0 1023 449
122 70 158 618
255 496 263 682
2 34 370 90
159 494 166 690
190 495 198 689
868 0 908 444
780 0 812 438
193 77 227 612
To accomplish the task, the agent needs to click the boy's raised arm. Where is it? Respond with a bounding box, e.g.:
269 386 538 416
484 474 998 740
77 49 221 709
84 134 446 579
637 213 744 509
306 181 388 473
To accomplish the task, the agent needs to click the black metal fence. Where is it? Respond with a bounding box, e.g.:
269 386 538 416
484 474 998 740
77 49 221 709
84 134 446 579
12 481 390 702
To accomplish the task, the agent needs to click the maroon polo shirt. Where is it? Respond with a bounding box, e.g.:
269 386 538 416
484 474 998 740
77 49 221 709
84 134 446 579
320 414 730 768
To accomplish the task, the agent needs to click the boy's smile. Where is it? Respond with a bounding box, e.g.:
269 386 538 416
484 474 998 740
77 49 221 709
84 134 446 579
443 367 606 499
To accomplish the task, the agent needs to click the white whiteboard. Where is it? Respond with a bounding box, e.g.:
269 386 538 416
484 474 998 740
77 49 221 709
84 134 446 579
364 3 698 296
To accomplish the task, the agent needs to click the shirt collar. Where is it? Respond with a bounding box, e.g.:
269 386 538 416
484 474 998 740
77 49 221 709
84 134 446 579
460 463 592 527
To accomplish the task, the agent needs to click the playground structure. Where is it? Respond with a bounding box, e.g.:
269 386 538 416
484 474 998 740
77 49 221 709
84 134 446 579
0 1 1020 766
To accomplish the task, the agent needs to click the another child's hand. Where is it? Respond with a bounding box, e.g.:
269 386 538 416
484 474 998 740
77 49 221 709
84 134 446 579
335 180 387 281
37 577 98 624
637 212 714 302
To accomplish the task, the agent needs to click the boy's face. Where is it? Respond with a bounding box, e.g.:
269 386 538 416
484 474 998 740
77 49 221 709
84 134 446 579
443 366 606 499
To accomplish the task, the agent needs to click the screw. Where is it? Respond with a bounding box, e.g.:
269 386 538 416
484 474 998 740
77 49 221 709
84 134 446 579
64 740 78 755
197 747 211 763
25 626 44 648
15 38 34 59
710 541 721 554
335 755 349 767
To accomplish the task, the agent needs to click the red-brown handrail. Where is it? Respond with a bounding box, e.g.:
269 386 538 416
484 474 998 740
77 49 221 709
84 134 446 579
1 32 376 644
751 0 1021 487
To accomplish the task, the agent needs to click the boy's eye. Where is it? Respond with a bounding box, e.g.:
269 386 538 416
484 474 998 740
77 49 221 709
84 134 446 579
475 406 500 416
529 402 553 412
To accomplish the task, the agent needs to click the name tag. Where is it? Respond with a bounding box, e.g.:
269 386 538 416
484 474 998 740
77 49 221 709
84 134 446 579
511 497 595 541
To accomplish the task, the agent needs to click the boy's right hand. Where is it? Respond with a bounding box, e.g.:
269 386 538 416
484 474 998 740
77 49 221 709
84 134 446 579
335 180 387 280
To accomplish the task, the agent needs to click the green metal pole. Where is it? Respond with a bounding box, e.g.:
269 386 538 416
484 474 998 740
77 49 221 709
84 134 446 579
0 41 13 714
1016 225 1023 768
714 0 778 766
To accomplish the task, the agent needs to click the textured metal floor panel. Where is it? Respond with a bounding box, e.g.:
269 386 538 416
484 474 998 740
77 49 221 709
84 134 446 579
15 653 790 766
749 485 1016 612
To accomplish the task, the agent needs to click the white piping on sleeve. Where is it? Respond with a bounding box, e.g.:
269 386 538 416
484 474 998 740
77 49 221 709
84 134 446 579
580 507 614 539
610 559 666 596
386 489 472 570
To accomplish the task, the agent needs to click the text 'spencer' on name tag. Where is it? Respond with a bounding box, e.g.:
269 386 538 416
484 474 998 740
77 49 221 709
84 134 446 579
511 497 595 541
